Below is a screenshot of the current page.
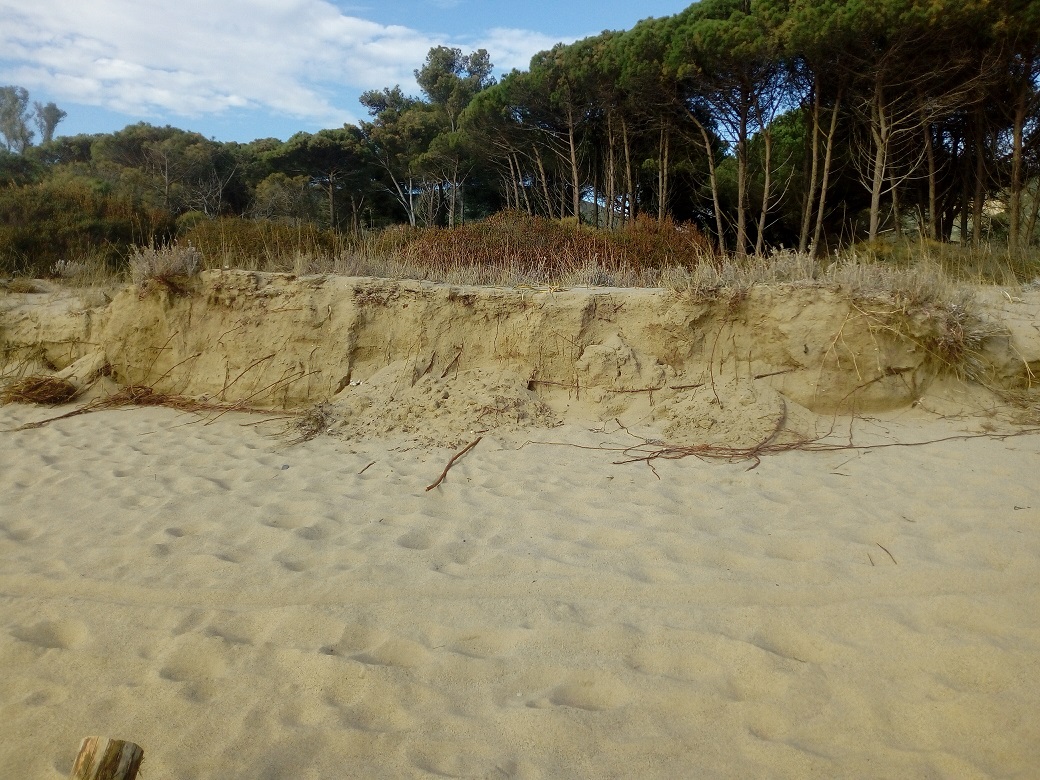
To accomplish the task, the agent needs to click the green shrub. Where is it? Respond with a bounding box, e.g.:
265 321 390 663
0 179 174 276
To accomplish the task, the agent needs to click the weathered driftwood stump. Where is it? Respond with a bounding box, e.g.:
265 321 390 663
69 737 143 780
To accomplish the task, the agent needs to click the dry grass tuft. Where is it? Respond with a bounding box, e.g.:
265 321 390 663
280 402 335 444
1 375 80 405
129 242 202 287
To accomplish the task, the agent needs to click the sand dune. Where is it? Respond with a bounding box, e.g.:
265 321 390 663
2 397 1039 778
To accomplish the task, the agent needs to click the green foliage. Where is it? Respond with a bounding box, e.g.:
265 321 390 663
0 178 174 276
0 86 35 152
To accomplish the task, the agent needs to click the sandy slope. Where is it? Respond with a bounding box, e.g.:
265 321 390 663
2 399 1039 779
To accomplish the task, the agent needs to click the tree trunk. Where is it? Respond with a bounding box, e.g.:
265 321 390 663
658 126 670 223
1009 66 1030 250
566 106 581 220
868 84 889 242
326 172 337 231
889 165 902 239
605 113 616 229
686 109 725 252
812 94 842 254
531 145 551 218
924 121 937 240
755 128 773 255
799 85 821 253
972 119 986 244
1026 179 1040 246
735 99 750 255
621 116 636 222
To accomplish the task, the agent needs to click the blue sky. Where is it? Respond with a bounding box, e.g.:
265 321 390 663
0 0 687 143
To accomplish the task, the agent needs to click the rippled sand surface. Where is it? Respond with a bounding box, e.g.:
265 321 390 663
2 404 1039 779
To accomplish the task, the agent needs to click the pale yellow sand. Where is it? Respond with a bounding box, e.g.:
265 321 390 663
2 403 1039 779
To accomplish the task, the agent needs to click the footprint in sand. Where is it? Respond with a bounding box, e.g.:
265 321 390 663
529 676 628 711
11 620 87 650
0 522 36 543
354 637 430 668
396 529 438 550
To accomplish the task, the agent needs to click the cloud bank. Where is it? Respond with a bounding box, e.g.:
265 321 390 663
0 0 562 128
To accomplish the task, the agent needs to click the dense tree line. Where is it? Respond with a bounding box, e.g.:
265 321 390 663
2 0 1038 275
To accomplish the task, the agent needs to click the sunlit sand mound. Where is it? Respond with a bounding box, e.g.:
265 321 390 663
3 271 1038 440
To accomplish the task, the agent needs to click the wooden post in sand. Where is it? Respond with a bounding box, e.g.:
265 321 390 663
69 737 143 780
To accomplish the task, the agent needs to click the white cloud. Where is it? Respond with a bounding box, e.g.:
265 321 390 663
476 28 564 73
0 0 562 128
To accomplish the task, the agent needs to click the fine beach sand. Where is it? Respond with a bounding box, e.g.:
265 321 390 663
1 399 1039 779
3 273 1040 778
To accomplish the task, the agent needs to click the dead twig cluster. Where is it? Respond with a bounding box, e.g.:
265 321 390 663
0 375 79 405
280 402 335 444
524 402 1040 478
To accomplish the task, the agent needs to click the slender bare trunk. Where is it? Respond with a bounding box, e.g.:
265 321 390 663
889 165 902 239
924 122 937 240
1027 179 1040 245
812 94 841 253
504 155 516 209
868 85 889 242
736 101 749 255
658 126 670 222
566 106 581 220
799 86 821 253
686 109 725 251
621 117 636 222
755 128 773 255
517 155 532 215
972 118 986 244
1009 73 1029 249
605 113 616 229
533 145 552 218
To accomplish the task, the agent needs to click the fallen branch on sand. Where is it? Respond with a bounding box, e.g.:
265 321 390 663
522 402 1040 476
4 385 279 432
426 436 482 491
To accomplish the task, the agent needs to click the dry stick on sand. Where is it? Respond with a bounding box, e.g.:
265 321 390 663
426 436 482 491
524 404 1040 473
3 378 300 432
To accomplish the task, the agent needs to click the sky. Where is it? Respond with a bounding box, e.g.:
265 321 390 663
0 0 688 144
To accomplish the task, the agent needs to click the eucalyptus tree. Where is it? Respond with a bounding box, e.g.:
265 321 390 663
0 86 34 152
33 102 67 145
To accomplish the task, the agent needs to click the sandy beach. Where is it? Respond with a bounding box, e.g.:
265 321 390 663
2 397 1039 779
3 274 1040 777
